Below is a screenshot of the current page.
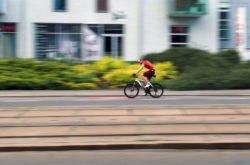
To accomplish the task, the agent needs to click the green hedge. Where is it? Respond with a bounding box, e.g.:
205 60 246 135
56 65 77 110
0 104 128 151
1 47 249 91
0 57 177 90
143 47 240 73
165 66 229 90
144 47 250 90
0 59 97 90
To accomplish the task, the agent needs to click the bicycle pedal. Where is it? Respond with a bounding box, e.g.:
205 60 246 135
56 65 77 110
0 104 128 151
144 88 150 93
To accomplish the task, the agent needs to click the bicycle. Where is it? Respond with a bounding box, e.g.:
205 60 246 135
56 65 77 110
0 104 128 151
124 75 164 98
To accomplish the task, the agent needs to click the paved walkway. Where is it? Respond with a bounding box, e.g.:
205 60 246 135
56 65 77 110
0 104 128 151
1 104 250 151
0 89 250 97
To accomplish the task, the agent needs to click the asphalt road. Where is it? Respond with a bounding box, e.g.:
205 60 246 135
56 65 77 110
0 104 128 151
0 96 250 107
0 150 250 165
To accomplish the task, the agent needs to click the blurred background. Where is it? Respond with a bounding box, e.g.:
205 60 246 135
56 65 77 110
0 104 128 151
1 0 249 61
1 2 250 163
0 0 250 90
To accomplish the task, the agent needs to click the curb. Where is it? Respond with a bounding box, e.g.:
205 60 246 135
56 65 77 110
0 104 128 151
1 142 250 152
1 94 250 97
1 90 250 97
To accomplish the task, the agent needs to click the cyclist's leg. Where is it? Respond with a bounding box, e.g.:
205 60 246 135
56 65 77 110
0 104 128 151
141 73 149 86
144 70 155 86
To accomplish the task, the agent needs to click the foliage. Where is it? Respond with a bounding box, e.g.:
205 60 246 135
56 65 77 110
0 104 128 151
0 58 97 90
92 56 127 77
215 49 241 65
143 47 212 72
166 66 228 90
0 57 177 90
103 62 178 88
143 47 241 73
1 48 249 91
143 47 250 90
223 62 250 89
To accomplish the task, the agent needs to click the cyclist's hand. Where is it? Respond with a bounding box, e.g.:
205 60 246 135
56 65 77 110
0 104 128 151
132 73 136 77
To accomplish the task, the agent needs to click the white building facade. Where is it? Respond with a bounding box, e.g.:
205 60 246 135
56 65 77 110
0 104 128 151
0 0 218 61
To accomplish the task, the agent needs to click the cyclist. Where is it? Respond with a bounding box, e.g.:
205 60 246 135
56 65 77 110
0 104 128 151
133 59 155 89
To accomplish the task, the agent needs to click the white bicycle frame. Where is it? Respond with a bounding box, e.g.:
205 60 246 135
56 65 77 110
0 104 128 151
134 78 153 88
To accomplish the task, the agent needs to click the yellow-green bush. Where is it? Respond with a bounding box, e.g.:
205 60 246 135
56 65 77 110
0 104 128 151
0 59 97 90
63 82 98 90
92 56 127 76
103 61 178 88
71 64 98 83
0 58 177 90
153 62 178 81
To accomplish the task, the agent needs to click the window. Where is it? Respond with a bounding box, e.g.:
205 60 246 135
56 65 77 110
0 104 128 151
0 23 16 33
35 24 81 59
0 0 7 14
85 24 124 60
218 2 230 40
104 24 123 34
54 0 66 11
170 26 189 47
0 23 16 58
176 0 186 11
97 0 108 13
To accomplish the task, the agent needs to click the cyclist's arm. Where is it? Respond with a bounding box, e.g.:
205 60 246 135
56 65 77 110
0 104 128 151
135 64 144 74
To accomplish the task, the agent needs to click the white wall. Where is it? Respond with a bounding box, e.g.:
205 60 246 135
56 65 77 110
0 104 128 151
142 0 168 55
189 0 218 53
110 0 141 61
168 0 218 53
142 0 218 56
0 0 20 22
0 0 219 60
0 0 142 60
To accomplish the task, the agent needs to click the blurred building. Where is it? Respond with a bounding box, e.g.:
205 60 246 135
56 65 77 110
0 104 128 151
219 0 250 60
0 0 220 61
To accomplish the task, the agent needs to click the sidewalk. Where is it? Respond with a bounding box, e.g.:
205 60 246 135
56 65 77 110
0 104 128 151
0 89 250 97
2 135 250 151
1 104 250 151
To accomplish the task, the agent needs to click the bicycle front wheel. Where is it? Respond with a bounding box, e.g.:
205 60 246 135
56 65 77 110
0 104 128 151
124 83 139 98
149 83 164 98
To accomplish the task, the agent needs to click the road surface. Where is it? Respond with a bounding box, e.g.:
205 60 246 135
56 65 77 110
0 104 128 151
0 150 250 165
0 96 249 107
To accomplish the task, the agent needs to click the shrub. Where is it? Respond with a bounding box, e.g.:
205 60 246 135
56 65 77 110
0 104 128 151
216 49 241 65
0 58 97 90
63 82 98 90
0 76 44 90
166 66 228 90
92 56 127 77
143 47 239 73
143 47 248 90
143 47 212 72
223 62 250 89
103 62 178 88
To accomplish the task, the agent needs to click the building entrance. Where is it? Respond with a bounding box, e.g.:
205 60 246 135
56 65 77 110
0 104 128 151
103 35 123 58
0 33 16 58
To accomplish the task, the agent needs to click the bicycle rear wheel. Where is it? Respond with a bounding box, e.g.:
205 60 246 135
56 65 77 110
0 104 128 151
124 83 139 98
149 83 164 98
